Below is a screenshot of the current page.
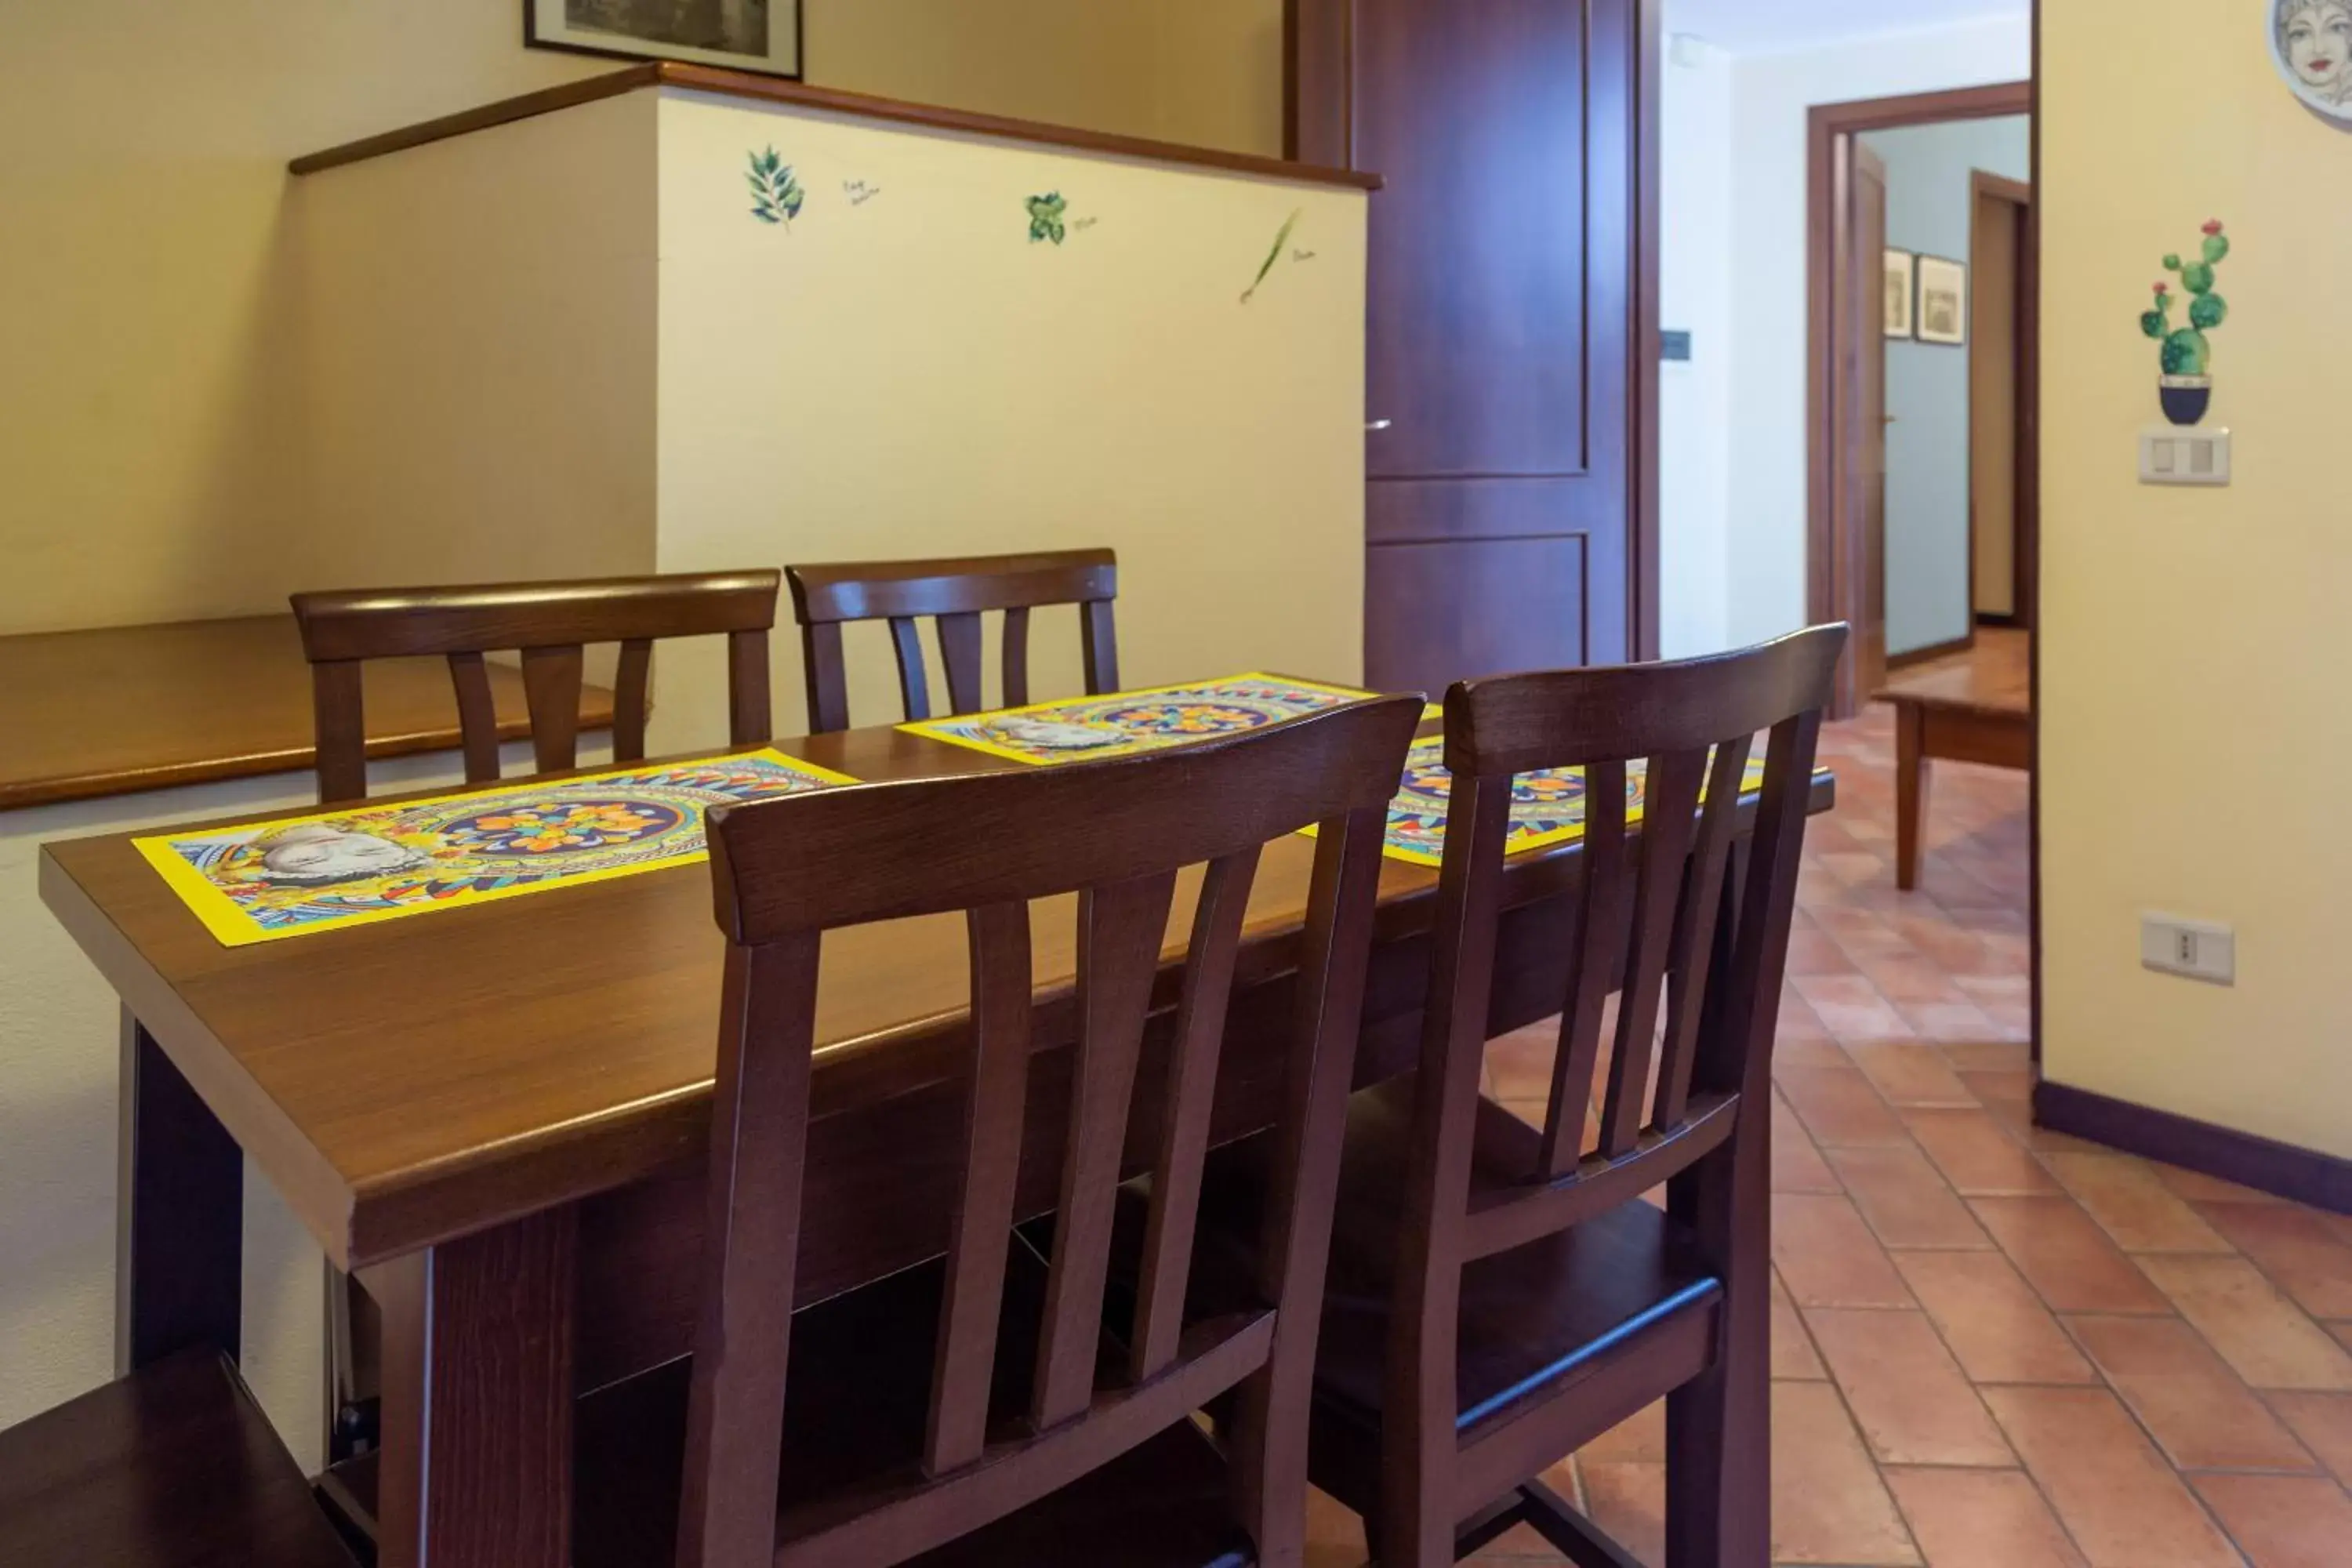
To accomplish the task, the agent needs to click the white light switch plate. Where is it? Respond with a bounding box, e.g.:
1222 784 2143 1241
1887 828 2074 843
2141 426 2231 485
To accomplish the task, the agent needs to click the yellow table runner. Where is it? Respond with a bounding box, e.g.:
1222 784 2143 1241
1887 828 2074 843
1362 736 1777 866
898 672 1381 764
136 748 852 947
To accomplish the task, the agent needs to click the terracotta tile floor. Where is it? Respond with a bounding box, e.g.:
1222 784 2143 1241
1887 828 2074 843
1304 705 2352 1567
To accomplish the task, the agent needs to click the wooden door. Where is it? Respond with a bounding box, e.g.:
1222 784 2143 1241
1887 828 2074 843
1294 0 1660 695
1970 175 2031 627
1832 140 1890 708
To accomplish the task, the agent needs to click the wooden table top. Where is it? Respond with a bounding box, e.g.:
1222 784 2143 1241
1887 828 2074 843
41 706 1835 1272
1872 630 2031 721
0 615 616 812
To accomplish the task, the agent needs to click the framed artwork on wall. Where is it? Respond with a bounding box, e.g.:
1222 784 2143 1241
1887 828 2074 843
1884 249 1917 338
526 0 801 80
1915 254 1969 346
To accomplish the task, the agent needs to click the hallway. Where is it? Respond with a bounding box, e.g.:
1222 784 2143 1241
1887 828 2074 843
1307 706 2352 1567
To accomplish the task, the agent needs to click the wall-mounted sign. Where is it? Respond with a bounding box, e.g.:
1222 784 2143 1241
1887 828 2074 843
2270 0 2352 123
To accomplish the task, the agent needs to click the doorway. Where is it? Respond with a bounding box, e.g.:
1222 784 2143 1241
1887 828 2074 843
1970 170 2034 630
1805 82 2034 716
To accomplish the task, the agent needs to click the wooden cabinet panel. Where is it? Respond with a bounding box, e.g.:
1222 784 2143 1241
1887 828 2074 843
1302 0 1658 688
1365 537 1588 695
1355 0 1591 480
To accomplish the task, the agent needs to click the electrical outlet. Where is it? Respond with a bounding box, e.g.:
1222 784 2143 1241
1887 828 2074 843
2140 913 2235 985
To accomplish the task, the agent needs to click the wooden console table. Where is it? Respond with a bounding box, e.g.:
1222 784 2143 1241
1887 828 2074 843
1875 635 2030 891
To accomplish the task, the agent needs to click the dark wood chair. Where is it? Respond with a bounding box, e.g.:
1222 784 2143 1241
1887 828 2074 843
0 1349 359 1568
786 550 1118 732
1185 627 1846 1566
290 571 781 801
572 694 1421 1568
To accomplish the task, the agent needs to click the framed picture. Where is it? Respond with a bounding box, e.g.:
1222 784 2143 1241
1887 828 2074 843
527 0 801 80
1883 249 1917 338
1915 254 1969 346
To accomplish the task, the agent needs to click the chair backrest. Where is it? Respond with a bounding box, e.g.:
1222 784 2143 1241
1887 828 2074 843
290 572 780 802
786 550 1119 732
684 695 1421 1568
1396 627 1845 1397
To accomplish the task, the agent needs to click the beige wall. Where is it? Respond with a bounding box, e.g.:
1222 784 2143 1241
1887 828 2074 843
0 0 1282 637
2041 4 2352 1158
649 89 1365 743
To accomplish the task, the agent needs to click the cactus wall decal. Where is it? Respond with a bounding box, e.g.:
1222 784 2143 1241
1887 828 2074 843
2140 220 2230 424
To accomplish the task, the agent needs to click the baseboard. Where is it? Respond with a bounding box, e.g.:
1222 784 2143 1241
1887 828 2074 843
2034 1080 2352 1215
1976 612 2025 628
1885 634 1975 670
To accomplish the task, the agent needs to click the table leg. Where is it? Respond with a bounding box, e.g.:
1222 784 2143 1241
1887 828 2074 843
1893 703 1930 892
116 1009 242 1374
364 1206 579 1568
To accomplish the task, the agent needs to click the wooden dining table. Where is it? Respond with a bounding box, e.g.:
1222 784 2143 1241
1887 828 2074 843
38 695 1834 1568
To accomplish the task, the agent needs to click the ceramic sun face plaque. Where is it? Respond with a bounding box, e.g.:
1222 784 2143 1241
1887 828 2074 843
2272 0 2352 122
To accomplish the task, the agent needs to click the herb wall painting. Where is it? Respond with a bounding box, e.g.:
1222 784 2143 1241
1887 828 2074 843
528 0 800 80
2141 221 2231 426
1026 192 1069 245
1884 249 1916 339
746 148 804 226
1242 209 1305 303
1915 255 1968 347
2271 0 2352 122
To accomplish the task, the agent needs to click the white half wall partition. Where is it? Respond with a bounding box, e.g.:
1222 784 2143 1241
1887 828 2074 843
295 68 1374 753
648 85 1371 745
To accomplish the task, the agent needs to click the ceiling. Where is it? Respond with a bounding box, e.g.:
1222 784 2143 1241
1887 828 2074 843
1665 0 2029 55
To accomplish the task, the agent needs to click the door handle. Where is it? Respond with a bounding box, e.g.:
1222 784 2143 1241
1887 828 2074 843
1366 419 1394 432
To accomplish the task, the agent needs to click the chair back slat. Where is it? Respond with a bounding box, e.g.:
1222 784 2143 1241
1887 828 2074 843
1537 760 1626 1180
887 618 932 718
1129 845 1261 1385
292 571 779 802
1595 746 1707 1160
675 935 822 1568
1001 606 1034 708
520 644 586 775
1030 870 1178 1432
310 661 370 804
445 652 505 783
799 622 851 735
923 901 1036 1479
786 550 1120 732
935 612 987 716
688 695 1420 1568
1652 735 1751 1128
613 638 655 761
1704 706 1828 1106
1082 601 1120 695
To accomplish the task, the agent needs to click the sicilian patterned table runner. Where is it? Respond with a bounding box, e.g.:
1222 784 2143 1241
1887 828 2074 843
136 749 851 947
901 674 1788 866
898 672 1379 764
1359 736 1778 866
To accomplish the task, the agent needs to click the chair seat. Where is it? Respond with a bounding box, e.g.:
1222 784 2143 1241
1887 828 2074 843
576 1248 1257 1568
0 1350 358 1568
1189 1079 1724 1439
